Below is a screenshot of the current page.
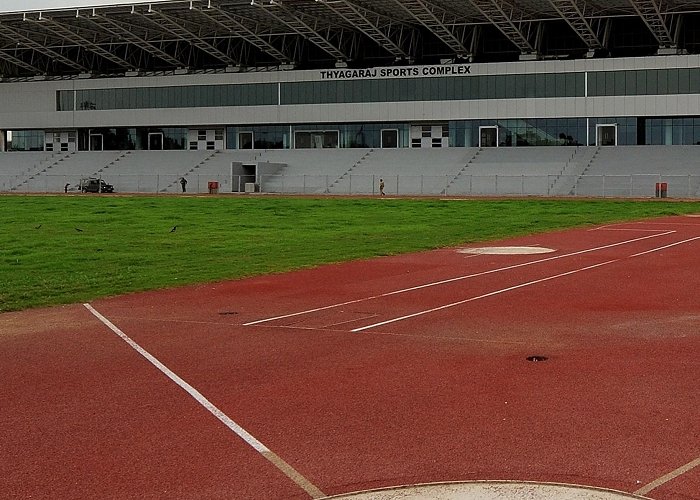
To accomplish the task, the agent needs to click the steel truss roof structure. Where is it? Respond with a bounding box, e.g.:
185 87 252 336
1 0 700 80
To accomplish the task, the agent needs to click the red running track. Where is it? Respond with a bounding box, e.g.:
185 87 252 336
1 215 699 500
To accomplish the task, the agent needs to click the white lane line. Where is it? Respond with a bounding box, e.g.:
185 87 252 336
351 230 700 333
83 303 325 499
594 227 669 232
243 231 674 327
634 456 700 496
351 260 619 332
631 235 700 257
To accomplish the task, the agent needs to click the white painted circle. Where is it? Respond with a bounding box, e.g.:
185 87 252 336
458 246 556 255
323 481 651 499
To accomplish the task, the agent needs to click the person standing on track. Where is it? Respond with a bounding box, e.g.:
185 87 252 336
179 176 187 193
379 178 385 196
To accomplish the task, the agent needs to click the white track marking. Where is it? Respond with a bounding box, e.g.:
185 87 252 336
83 303 325 499
634 456 700 496
352 231 699 332
631 236 700 257
244 231 674 326
351 260 618 332
594 227 669 232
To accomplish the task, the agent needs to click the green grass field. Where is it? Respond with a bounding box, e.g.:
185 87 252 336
1 194 698 313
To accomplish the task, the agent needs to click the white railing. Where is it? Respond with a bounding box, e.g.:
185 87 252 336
1 173 699 198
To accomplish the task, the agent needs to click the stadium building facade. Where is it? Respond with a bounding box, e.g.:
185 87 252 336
2 0 700 154
5 54 700 152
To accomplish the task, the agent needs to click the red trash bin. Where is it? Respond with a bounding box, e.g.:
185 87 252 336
655 182 668 198
208 181 219 194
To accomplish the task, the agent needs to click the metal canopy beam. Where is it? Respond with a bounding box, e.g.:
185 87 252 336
628 0 675 48
0 50 44 75
316 0 410 60
28 16 132 70
252 0 350 62
139 9 240 67
393 0 470 58
468 0 536 55
0 21 87 72
198 6 291 64
86 14 184 67
548 0 602 50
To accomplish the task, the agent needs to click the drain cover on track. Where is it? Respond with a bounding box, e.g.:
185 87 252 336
458 246 556 255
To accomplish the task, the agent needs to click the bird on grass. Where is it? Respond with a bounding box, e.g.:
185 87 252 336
34 224 42 229
75 228 83 232
170 226 177 233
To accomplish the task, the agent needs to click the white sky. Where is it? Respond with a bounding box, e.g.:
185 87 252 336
1 1 173 14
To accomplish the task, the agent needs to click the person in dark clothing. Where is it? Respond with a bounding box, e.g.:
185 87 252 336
180 177 187 193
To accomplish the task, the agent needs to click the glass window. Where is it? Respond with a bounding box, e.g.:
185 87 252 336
667 69 679 94
588 72 601 96
443 77 455 99
678 68 690 94
544 73 556 97
635 70 646 95
8 130 44 151
399 78 411 101
690 69 700 94
57 91 74 111
625 71 637 95
525 74 537 98
574 72 585 96
151 87 163 108
460 76 472 100
614 71 626 95
561 73 572 96
471 75 482 99
657 70 668 94
647 70 658 95
486 75 497 99
493 75 505 99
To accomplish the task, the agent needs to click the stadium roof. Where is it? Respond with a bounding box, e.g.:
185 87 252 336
2 0 700 80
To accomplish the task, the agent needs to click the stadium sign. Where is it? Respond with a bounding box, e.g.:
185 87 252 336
319 64 472 80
